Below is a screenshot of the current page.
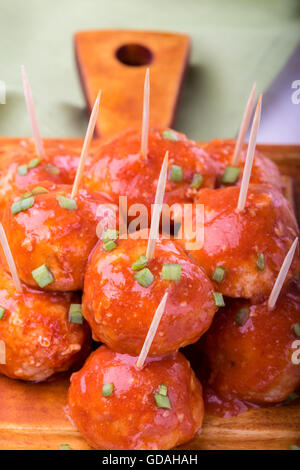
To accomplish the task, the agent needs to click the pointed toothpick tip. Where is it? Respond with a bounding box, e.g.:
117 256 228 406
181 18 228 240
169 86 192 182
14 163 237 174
0 222 22 293
136 291 168 369
140 68 150 160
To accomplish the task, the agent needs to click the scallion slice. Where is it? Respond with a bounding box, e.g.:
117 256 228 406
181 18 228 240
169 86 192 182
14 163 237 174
170 165 183 182
236 307 249 326
21 192 33 199
159 384 168 396
154 393 171 409
221 166 240 184
0 307 5 320
293 323 300 338
102 383 114 397
134 268 154 287
213 292 225 307
191 173 203 189
32 186 48 195
161 263 181 281
57 195 77 210
162 130 178 141
28 158 41 169
212 266 226 283
103 229 119 242
17 164 28 176
45 163 59 175
11 196 35 215
60 444 71 450
69 304 83 324
257 253 265 271
284 392 299 404
131 255 148 271
103 240 116 252
32 264 54 288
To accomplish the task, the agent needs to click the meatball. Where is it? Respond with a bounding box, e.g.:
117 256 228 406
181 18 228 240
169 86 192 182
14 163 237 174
201 138 284 191
0 266 91 381
203 279 300 403
68 345 204 450
2 182 118 291
181 185 300 301
83 128 216 216
82 232 217 356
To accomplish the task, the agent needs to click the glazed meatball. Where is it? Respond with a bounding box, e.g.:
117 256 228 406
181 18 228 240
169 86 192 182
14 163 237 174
0 266 91 381
2 182 118 291
203 279 300 403
83 128 216 215
68 345 204 450
82 232 217 356
202 138 284 191
181 185 300 301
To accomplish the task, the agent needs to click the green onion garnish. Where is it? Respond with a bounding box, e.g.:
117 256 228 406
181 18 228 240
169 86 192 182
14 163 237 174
257 253 265 271
170 165 183 182
284 392 299 404
0 307 5 320
154 393 171 409
213 292 225 307
103 229 119 242
57 195 77 210
102 383 114 397
60 444 71 450
21 192 33 199
212 266 226 283
17 164 28 176
131 255 148 271
69 304 83 324
28 158 41 169
134 268 154 287
293 323 300 338
159 384 168 396
191 173 203 189
11 196 35 215
161 263 181 281
103 240 116 252
162 130 178 141
32 264 54 288
236 307 249 326
32 186 48 195
45 163 59 175
221 166 241 184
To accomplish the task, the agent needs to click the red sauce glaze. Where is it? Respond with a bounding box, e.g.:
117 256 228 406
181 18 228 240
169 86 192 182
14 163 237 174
82 233 217 356
201 138 284 191
181 185 300 301
203 279 300 404
0 266 91 382
68 345 204 450
2 182 118 291
83 128 216 216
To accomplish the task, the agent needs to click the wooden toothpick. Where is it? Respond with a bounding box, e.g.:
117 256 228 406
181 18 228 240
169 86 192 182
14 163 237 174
268 237 298 310
146 151 168 260
71 91 101 199
136 292 168 369
0 223 22 292
0 341 5 365
232 82 256 166
21 66 45 158
140 68 150 159
237 94 262 212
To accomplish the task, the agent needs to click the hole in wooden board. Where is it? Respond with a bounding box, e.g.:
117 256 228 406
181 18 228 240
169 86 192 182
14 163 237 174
116 44 153 66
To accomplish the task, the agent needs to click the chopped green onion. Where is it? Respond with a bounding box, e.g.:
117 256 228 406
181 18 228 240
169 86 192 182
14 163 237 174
162 130 178 141
0 307 5 320
212 266 226 283
60 444 71 450
293 323 300 338
191 173 203 189
170 165 183 182
32 186 48 195
103 229 119 242
154 393 171 409
28 158 41 169
11 196 35 215
102 383 114 397
57 195 77 210
159 384 168 396
103 240 116 252
257 253 265 271
236 308 250 326
290 445 300 450
162 263 181 281
213 292 225 307
45 163 59 175
17 164 28 176
221 166 241 184
134 268 154 287
131 255 148 271
31 264 54 288
69 304 83 324
284 392 299 404
21 192 33 199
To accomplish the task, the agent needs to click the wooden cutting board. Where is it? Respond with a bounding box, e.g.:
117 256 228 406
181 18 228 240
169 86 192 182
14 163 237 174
0 141 299 450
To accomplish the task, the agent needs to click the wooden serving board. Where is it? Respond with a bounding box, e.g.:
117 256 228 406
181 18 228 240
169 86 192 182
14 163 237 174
0 140 299 450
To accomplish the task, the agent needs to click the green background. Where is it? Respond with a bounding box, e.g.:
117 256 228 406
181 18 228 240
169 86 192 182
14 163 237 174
0 0 299 141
